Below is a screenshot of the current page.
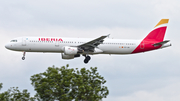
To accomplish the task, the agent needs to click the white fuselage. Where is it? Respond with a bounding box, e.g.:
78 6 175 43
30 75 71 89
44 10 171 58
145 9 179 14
5 37 141 54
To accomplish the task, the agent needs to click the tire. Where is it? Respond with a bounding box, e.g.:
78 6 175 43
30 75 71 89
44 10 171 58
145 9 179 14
86 56 91 60
22 57 25 60
84 59 89 64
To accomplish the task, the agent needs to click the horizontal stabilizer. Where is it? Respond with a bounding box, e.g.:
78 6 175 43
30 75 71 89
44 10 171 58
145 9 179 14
153 40 170 46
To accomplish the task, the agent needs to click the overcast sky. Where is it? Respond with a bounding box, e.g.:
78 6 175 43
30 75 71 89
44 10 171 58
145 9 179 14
0 0 180 101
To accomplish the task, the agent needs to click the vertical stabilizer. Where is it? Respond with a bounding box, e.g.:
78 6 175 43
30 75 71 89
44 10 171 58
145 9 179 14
143 19 169 42
132 19 169 53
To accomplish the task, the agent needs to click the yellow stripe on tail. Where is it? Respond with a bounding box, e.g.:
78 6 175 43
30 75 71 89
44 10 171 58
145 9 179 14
154 19 169 28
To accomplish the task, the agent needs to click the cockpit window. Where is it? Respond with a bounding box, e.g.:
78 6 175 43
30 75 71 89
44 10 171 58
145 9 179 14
10 40 17 42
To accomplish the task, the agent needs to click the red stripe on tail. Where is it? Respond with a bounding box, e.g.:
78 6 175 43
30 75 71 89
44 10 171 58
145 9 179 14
132 26 167 53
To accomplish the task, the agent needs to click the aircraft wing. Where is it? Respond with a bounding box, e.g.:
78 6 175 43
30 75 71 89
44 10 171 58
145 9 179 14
78 34 110 52
153 40 170 46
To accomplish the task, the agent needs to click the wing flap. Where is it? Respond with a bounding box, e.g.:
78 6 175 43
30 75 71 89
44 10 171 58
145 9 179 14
78 34 110 52
79 34 109 47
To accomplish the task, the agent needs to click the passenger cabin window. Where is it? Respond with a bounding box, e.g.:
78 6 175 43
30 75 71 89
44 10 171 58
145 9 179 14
10 40 17 42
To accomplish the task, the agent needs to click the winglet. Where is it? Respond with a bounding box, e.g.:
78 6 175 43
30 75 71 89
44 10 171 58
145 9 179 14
107 34 110 38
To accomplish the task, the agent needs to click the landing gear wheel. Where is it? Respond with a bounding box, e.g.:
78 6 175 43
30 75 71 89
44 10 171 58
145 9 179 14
84 56 91 64
84 59 89 64
86 56 91 60
22 57 25 60
22 51 26 60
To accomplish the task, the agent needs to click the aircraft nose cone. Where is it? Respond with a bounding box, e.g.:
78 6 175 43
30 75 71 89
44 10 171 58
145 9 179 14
5 44 10 49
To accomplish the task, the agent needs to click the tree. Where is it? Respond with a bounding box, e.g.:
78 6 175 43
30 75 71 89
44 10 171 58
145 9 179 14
0 83 2 90
30 65 109 101
0 83 36 101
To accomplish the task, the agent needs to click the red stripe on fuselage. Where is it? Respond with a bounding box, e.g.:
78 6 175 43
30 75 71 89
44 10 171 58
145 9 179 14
132 27 167 53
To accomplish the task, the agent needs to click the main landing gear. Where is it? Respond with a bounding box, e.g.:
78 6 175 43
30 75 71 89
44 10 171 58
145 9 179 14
22 51 26 60
84 55 91 64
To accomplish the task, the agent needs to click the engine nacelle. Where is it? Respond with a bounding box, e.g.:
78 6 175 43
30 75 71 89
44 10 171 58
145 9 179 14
61 53 80 59
61 53 74 59
63 46 83 55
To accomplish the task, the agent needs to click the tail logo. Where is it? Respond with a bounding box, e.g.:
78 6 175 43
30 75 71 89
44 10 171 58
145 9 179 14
132 19 169 53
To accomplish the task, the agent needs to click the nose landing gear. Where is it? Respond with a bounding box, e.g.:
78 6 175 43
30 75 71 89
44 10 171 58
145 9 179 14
84 55 91 64
22 51 26 60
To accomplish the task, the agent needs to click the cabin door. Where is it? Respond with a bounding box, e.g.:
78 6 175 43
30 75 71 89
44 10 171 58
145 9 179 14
55 41 59 47
22 37 26 46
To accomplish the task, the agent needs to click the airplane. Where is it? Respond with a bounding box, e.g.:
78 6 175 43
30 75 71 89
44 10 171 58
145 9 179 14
5 19 171 63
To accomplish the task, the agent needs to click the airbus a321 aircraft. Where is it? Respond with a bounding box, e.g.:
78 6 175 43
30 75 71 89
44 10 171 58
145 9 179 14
5 19 171 63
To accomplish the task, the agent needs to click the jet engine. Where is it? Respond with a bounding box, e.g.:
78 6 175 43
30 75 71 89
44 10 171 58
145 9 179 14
61 53 80 59
63 46 83 55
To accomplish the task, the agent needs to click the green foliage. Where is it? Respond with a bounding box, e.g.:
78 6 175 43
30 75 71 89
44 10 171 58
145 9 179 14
73 67 109 101
30 65 109 101
0 85 36 101
0 83 2 90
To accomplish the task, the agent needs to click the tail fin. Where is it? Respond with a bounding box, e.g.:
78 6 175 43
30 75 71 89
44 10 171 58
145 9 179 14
143 19 169 42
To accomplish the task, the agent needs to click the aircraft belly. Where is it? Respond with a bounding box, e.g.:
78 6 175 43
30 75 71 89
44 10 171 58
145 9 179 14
99 45 136 54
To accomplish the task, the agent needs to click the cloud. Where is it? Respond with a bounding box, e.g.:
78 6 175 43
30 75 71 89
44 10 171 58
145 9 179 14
105 82 180 101
0 0 179 29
